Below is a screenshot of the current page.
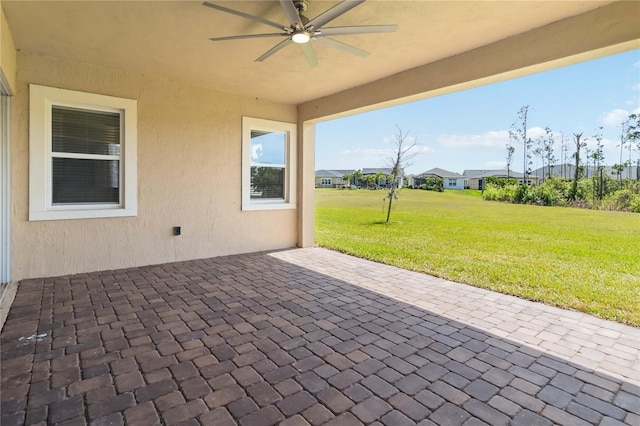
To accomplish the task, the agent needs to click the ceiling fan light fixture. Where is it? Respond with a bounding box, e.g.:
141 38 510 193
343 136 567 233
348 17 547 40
205 0 398 66
291 31 311 44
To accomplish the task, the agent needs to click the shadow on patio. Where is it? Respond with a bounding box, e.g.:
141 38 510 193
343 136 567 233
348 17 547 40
1 248 638 425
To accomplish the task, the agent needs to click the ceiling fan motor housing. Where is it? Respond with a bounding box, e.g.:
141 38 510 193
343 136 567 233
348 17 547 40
294 0 309 13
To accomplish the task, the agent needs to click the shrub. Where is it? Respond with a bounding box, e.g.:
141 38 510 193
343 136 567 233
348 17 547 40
514 184 530 204
485 176 518 188
482 183 520 202
481 184 501 201
422 177 444 192
601 189 640 212
482 175 639 213
501 184 519 202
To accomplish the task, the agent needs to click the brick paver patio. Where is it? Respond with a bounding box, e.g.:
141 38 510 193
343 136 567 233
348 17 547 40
1 247 638 425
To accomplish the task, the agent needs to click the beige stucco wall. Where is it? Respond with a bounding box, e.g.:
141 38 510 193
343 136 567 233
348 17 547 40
0 4 16 91
12 51 298 281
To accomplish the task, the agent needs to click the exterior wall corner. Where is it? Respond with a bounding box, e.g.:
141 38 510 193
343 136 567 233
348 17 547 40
297 121 315 248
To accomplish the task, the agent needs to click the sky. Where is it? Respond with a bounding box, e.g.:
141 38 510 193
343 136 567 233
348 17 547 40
251 132 285 165
315 49 640 175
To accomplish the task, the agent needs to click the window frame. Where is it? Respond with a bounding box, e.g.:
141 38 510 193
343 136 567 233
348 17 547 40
29 84 137 221
242 117 296 211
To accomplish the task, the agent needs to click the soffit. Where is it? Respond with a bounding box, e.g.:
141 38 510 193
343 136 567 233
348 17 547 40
2 0 615 105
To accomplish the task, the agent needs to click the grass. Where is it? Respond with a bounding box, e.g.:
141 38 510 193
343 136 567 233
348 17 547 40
315 188 640 326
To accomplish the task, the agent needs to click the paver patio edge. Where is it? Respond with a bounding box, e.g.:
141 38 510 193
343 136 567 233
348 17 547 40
271 248 640 386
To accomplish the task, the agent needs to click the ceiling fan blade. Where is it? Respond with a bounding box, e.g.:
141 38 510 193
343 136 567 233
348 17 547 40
203 2 285 31
300 43 319 67
306 0 366 30
314 37 368 57
209 33 288 42
279 0 304 28
256 38 294 62
318 24 397 36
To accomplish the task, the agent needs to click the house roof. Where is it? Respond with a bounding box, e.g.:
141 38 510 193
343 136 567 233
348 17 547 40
463 169 527 179
416 168 464 179
3 1 633 107
315 169 354 178
362 168 393 175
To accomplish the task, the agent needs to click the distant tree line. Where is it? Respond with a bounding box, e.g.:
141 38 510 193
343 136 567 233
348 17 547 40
487 109 640 212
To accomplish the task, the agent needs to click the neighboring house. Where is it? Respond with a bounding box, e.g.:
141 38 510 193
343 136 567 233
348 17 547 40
315 169 354 188
463 170 542 190
414 168 465 190
0 1 635 328
362 168 404 188
405 174 416 188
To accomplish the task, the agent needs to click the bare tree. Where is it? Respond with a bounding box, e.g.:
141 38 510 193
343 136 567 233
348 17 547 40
384 126 419 223
618 120 628 181
570 133 585 200
532 136 544 179
543 127 556 179
505 133 515 179
591 127 605 200
510 106 532 184
624 113 640 180
559 132 569 179
584 146 592 178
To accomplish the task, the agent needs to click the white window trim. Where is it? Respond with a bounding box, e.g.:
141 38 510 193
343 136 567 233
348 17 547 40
242 117 296 211
29 84 137 221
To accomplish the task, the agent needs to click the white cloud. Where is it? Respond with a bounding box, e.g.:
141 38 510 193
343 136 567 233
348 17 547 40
251 143 262 160
526 126 549 140
337 145 433 166
437 130 509 148
338 147 389 158
583 136 616 150
316 143 434 171
382 134 418 145
407 145 433 155
602 108 630 127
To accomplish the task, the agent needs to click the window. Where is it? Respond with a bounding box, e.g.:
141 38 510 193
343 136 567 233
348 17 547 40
321 178 332 185
448 179 457 187
242 117 296 211
29 85 137 221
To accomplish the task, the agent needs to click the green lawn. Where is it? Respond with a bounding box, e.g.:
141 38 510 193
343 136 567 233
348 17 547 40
315 188 640 326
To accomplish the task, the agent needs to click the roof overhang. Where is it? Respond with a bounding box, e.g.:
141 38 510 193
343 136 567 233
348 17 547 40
3 0 638 117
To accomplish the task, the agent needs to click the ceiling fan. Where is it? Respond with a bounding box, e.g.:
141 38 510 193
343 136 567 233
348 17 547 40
203 0 397 67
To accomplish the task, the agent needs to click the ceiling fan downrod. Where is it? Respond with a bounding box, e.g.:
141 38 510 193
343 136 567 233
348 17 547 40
293 0 309 14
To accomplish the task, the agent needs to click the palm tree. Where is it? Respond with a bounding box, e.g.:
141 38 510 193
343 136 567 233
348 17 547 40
342 173 352 188
375 171 385 188
352 169 363 188
365 175 375 189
